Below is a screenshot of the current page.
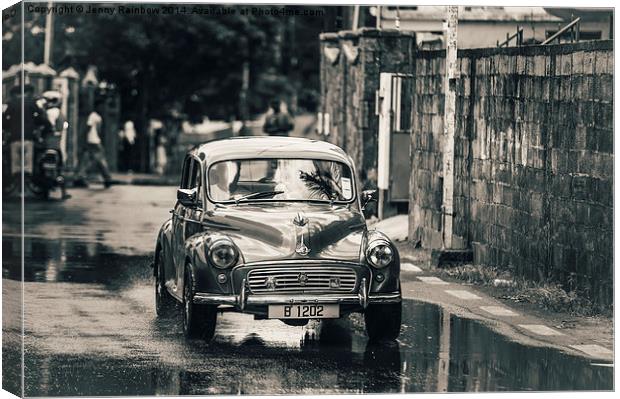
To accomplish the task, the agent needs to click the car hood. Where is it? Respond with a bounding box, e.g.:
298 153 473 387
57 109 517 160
204 202 366 264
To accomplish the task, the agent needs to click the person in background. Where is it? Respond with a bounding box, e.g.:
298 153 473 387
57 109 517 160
3 83 52 192
263 99 294 137
3 83 51 143
74 101 112 188
148 119 164 174
42 91 71 200
118 120 137 172
154 128 168 176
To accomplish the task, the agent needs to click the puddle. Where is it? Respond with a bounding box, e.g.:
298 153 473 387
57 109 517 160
2 237 150 287
1 236 613 395
11 300 614 395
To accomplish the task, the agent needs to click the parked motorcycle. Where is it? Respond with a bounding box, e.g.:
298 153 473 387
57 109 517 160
2 132 64 200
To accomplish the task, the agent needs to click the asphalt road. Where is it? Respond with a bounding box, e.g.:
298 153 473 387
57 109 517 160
2 185 613 395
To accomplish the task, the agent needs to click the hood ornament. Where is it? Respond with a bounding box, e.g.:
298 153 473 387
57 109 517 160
296 236 310 256
293 213 310 256
293 213 308 227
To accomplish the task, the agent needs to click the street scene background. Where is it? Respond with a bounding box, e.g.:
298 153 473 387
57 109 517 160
1 2 615 396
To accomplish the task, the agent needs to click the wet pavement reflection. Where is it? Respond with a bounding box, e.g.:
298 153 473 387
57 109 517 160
2 237 613 395
2 187 613 395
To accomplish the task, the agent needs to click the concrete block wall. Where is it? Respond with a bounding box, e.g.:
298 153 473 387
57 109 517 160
320 29 415 188
408 41 613 306
409 51 446 248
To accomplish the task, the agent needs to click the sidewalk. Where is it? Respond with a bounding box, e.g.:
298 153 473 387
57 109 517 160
66 172 178 187
369 214 614 362
109 173 178 186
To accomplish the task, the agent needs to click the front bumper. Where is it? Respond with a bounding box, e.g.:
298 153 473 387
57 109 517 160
193 277 401 312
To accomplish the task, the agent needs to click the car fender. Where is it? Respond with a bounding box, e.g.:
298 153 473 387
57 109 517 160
184 233 209 267
184 232 242 294
154 218 173 276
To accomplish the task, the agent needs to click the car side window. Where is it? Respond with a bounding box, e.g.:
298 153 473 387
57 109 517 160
180 157 191 189
187 159 198 189
186 158 203 207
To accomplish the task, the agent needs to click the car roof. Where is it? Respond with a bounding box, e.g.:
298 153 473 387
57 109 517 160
191 136 354 167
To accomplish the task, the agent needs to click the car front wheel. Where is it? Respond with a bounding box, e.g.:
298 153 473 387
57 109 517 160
183 265 217 341
364 302 402 342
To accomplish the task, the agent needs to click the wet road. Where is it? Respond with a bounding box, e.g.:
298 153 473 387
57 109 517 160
2 186 613 395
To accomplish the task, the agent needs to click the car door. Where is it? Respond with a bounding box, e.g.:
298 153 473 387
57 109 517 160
170 157 192 294
172 156 204 291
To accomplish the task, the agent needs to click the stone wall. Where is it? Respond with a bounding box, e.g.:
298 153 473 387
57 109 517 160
319 28 415 187
408 40 614 306
409 50 447 248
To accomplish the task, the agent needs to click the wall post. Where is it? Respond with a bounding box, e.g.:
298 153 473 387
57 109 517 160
441 6 458 249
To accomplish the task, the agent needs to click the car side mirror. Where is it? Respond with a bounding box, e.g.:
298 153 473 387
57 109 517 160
177 188 198 207
361 189 377 210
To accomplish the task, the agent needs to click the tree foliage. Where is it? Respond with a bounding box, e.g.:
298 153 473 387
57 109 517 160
3 4 325 122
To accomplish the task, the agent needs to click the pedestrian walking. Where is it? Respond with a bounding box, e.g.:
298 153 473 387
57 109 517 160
263 99 294 137
42 91 71 199
74 101 112 188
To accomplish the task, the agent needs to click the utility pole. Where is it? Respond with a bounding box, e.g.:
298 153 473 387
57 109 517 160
352 5 360 30
239 36 250 132
43 1 54 65
441 6 458 249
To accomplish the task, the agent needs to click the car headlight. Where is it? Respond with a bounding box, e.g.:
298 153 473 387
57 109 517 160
209 239 239 269
366 241 394 268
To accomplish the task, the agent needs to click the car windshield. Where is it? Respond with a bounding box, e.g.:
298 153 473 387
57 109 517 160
208 159 355 203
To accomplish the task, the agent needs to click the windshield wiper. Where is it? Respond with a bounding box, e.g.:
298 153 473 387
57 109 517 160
234 190 284 204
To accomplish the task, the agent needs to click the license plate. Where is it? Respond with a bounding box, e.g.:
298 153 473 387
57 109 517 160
268 304 339 319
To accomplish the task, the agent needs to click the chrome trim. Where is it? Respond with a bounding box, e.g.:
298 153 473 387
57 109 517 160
239 259 362 267
359 277 368 309
193 274 401 308
239 278 247 311
193 292 401 306
246 266 358 294
230 260 371 293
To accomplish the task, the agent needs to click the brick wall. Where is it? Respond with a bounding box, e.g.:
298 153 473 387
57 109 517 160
408 41 613 306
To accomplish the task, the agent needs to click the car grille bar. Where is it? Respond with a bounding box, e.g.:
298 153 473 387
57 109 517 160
247 266 357 293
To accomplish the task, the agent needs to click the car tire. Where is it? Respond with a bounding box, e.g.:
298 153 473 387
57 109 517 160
183 266 217 342
364 301 402 342
155 248 174 317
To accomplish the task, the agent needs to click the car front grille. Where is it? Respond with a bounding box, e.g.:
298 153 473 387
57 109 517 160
247 266 357 293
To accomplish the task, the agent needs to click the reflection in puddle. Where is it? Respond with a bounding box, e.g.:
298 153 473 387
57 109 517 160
2 237 150 286
17 300 613 396
2 236 613 395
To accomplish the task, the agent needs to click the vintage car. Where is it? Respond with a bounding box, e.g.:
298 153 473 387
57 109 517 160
153 137 402 342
